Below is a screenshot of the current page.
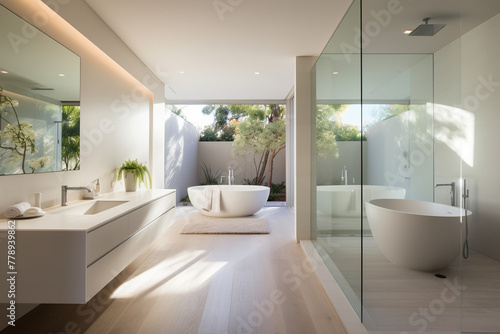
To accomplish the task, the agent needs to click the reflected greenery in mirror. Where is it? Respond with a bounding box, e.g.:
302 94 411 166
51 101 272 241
0 5 80 175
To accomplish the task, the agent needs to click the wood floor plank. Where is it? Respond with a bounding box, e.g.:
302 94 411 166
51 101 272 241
227 268 257 334
197 264 234 334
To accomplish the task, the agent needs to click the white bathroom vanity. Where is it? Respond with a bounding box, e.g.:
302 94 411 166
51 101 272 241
0 189 176 304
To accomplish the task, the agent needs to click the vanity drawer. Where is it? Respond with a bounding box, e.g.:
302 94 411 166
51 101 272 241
127 208 175 260
86 215 129 265
86 240 129 301
128 192 175 234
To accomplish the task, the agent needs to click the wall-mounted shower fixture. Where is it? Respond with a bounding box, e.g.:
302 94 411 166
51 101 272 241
462 179 470 259
409 17 446 36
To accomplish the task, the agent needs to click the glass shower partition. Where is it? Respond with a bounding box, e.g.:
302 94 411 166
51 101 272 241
312 0 363 320
312 0 500 332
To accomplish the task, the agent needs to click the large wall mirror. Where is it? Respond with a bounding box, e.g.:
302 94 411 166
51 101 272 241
0 4 80 175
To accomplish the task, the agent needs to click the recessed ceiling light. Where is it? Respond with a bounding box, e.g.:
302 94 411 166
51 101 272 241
0 70 8 74
254 71 261 75
404 30 413 35
179 71 185 74
58 73 65 77
332 71 339 75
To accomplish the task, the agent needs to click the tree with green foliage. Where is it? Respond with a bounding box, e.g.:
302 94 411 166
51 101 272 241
61 105 80 170
167 105 188 121
200 105 264 141
316 104 367 159
316 104 346 158
370 104 411 125
199 126 219 141
233 104 286 187
333 122 366 141
202 105 259 130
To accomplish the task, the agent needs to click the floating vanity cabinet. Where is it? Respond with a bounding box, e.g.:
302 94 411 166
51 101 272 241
86 194 175 301
0 189 175 304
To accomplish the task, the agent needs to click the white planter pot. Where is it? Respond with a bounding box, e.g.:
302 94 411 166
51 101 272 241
124 172 137 192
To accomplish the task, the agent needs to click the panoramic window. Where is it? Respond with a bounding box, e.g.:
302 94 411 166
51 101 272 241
169 104 287 201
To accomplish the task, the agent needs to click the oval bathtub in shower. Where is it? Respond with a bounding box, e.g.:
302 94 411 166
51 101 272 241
188 185 270 218
365 198 471 272
317 185 406 217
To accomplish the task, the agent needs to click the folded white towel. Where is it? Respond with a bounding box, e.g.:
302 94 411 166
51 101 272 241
211 188 221 213
23 207 45 216
202 188 213 211
4 202 31 218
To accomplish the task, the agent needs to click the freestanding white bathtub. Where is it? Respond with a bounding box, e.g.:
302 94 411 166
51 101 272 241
188 185 270 218
317 185 406 217
365 198 471 272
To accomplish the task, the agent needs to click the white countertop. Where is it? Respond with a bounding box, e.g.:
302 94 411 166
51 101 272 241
0 189 175 232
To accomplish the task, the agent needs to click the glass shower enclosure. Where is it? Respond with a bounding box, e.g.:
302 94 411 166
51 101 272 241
311 0 500 332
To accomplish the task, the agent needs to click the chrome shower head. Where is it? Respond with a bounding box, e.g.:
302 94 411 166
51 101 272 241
409 17 446 36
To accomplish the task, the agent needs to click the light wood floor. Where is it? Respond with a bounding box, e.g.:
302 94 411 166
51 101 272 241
315 234 500 333
3 206 347 334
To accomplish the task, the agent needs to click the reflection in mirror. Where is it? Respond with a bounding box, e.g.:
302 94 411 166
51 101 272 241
0 4 80 175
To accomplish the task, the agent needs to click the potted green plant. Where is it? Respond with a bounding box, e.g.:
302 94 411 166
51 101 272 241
117 159 152 192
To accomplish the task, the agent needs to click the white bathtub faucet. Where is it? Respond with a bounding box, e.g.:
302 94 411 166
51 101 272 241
228 166 234 185
341 166 348 185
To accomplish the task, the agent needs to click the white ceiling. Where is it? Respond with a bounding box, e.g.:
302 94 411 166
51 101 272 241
83 0 352 102
83 0 500 103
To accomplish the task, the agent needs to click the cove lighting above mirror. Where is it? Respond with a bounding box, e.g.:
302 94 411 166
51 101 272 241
0 4 80 175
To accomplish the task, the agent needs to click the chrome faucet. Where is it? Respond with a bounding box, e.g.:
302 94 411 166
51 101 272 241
435 182 456 206
341 166 348 185
61 185 91 206
228 166 234 185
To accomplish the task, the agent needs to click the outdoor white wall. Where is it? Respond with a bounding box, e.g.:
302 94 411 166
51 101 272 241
0 0 153 211
317 142 365 186
435 13 500 261
164 112 199 202
198 142 286 186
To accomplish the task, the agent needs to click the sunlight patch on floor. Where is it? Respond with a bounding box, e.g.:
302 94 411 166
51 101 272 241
111 250 207 298
160 260 227 295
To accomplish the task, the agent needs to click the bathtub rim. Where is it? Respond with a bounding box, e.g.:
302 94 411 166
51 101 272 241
188 185 270 192
366 198 472 218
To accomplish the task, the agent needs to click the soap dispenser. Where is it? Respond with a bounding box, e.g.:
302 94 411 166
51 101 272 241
95 179 101 196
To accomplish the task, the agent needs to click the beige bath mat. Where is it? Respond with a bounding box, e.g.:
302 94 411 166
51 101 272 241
180 215 270 234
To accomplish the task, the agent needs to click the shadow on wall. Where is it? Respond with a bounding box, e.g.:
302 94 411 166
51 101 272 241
164 112 199 202
197 142 286 186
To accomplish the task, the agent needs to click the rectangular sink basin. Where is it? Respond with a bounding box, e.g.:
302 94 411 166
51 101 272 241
52 200 129 215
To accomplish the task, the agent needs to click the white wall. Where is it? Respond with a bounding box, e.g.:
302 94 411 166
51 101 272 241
0 0 157 211
435 13 500 261
164 112 199 202
366 108 433 201
317 142 365 186
0 0 161 324
295 56 317 241
198 142 286 186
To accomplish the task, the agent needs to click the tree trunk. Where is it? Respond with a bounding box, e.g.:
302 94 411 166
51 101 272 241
255 150 269 185
267 149 275 188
